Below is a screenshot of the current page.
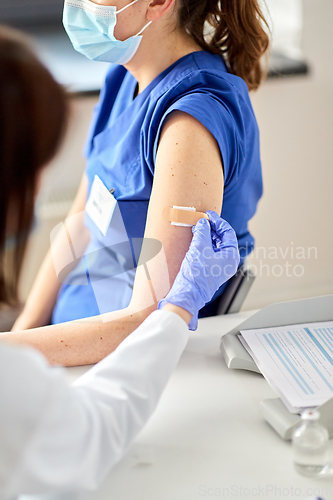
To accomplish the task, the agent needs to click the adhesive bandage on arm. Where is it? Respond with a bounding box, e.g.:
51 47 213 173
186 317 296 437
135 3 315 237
162 206 209 227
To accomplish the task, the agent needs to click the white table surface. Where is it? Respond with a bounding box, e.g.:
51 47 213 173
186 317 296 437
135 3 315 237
62 311 333 500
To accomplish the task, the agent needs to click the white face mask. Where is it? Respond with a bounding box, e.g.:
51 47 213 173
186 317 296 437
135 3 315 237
63 0 152 65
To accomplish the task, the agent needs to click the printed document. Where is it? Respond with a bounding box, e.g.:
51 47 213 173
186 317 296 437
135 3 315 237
239 321 333 413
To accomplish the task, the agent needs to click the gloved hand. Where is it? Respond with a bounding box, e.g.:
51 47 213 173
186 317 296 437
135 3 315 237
158 211 240 330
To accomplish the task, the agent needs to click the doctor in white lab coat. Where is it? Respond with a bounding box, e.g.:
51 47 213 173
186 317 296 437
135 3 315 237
0 211 239 498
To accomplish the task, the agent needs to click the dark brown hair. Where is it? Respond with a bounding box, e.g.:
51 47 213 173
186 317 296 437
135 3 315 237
0 26 68 306
178 0 270 90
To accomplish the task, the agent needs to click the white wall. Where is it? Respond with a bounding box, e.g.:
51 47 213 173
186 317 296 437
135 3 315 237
264 0 303 57
243 0 333 310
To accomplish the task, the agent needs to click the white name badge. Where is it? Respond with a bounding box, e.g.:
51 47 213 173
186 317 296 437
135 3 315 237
85 175 117 236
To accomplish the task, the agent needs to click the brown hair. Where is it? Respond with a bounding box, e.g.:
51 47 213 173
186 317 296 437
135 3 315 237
0 26 68 306
178 0 270 91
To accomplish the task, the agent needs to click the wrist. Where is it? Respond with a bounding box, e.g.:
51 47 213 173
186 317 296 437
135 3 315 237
161 303 193 325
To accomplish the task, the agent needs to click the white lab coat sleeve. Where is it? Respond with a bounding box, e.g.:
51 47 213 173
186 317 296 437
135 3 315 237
0 310 189 497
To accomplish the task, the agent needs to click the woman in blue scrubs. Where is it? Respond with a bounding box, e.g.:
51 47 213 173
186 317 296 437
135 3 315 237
10 0 269 366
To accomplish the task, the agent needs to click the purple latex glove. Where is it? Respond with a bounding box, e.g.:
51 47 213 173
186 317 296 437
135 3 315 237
158 211 240 330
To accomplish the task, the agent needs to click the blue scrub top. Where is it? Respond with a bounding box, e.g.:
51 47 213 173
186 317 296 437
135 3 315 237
52 50 263 324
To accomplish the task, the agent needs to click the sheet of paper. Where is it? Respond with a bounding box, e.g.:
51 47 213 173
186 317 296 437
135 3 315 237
239 321 333 413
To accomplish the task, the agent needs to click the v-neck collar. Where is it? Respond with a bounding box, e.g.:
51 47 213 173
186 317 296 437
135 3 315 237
109 51 208 126
128 50 205 103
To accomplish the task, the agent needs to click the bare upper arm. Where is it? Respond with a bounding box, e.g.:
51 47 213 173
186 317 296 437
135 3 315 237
130 110 224 311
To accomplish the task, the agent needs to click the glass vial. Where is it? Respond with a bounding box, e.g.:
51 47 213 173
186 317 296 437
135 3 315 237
292 409 329 477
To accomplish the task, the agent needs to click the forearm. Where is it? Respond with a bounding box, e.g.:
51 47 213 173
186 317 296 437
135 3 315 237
3 300 191 366
13 249 63 330
13 173 89 331
14 218 90 330
3 304 156 366
161 303 192 325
